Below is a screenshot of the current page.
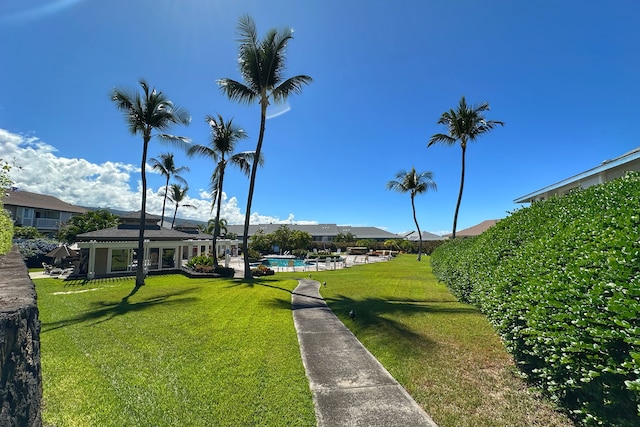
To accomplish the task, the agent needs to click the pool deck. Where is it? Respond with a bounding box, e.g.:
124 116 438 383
227 254 391 277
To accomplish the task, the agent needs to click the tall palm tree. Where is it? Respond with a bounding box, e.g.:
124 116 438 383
188 114 259 266
386 167 437 261
166 184 196 229
428 97 503 238
111 80 190 287
149 152 189 227
218 15 312 279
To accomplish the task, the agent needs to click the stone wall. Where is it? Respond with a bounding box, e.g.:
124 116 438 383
0 246 42 427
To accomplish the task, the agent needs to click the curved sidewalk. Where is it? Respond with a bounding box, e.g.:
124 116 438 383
292 279 438 427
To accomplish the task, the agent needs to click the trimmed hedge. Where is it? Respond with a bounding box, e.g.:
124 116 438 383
431 172 640 426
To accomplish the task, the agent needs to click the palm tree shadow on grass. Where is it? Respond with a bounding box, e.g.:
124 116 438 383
42 287 200 333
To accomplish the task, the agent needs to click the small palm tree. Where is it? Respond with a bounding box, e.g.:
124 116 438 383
188 114 260 266
386 167 437 261
428 96 503 238
218 15 312 279
111 80 190 287
166 184 196 229
204 218 228 237
149 153 189 227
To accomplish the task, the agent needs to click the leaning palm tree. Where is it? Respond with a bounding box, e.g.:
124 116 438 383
188 114 259 266
166 184 196 229
111 80 190 287
149 152 189 227
218 15 312 279
428 97 503 238
386 167 437 261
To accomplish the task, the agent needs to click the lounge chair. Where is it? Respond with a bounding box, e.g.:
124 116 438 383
42 262 52 275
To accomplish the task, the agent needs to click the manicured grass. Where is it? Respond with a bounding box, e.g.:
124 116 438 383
36 256 573 426
35 275 316 426
296 254 574 427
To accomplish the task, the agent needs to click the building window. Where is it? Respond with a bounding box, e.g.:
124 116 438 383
111 249 130 272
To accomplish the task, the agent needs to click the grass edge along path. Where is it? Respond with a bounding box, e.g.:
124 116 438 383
297 254 574 427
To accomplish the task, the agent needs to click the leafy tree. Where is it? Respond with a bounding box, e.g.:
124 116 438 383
58 209 120 242
166 184 196 229
428 97 503 238
290 230 312 251
271 225 293 253
384 239 401 251
111 80 190 287
334 232 357 242
188 114 259 266
400 240 415 254
386 167 437 261
13 226 43 240
149 152 189 227
356 239 375 249
218 15 312 279
249 229 272 254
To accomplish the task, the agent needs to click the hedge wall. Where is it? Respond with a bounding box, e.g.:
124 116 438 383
430 172 640 426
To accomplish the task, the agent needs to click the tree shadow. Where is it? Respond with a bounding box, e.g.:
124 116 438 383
41 287 199 332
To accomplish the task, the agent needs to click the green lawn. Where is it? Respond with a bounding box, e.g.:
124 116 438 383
35 255 573 426
36 275 316 426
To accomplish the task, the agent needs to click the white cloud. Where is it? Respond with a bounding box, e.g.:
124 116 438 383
0 128 319 227
0 129 245 223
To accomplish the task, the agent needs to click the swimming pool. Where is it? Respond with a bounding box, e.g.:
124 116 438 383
262 257 311 267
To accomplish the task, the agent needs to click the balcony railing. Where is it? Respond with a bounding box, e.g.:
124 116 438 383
35 218 60 230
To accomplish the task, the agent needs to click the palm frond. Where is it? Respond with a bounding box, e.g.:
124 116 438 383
218 78 257 104
156 134 191 150
271 75 313 103
428 133 457 147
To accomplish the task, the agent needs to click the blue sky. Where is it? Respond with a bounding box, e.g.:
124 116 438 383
1 0 638 235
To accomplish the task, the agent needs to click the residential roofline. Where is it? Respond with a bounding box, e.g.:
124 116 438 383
513 147 640 203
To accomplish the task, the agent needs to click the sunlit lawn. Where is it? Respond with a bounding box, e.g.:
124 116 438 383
36 274 316 426
36 255 573 427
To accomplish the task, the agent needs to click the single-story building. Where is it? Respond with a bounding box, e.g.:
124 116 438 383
74 212 239 278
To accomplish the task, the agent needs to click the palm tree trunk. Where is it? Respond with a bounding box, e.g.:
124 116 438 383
452 144 466 239
242 101 268 279
171 204 178 229
212 170 224 268
160 176 169 227
136 133 150 287
411 194 422 261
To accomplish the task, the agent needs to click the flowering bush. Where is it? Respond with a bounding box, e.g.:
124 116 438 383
251 264 274 277
15 238 59 267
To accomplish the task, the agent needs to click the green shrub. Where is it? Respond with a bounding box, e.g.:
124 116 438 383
186 255 213 269
13 226 43 239
15 238 59 267
251 264 274 276
431 172 640 426
0 206 13 255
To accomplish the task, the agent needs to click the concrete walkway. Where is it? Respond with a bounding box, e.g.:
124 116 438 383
292 279 438 427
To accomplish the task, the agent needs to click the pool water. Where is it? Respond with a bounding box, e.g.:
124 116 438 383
263 258 311 267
